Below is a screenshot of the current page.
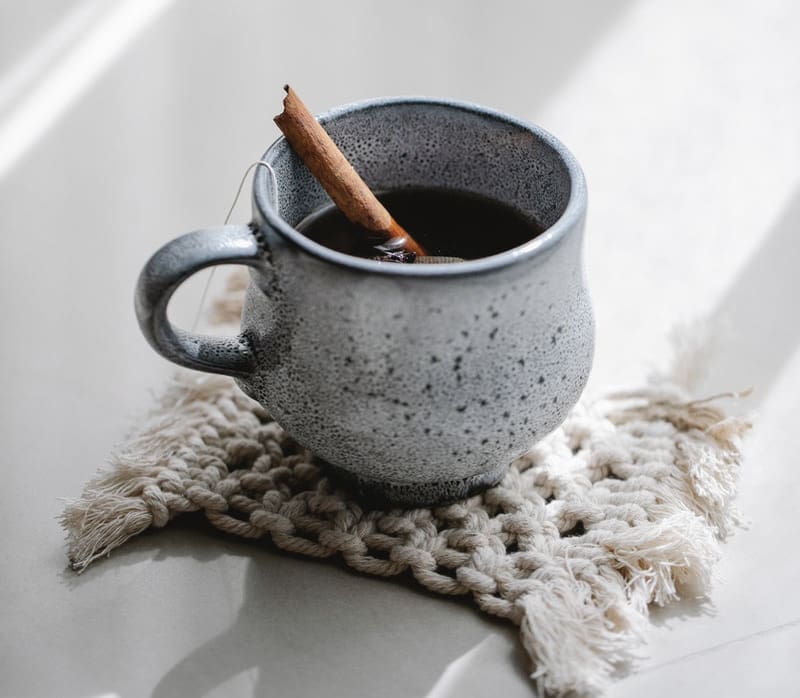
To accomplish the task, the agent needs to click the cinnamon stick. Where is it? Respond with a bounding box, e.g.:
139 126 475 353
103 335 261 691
274 85 427 257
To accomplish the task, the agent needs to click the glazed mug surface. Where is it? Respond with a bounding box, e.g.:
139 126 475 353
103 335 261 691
135 97 593 506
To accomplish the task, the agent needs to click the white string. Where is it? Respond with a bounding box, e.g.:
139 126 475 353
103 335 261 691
190 160 274 332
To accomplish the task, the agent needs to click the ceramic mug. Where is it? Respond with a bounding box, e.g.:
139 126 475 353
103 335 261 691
135 98 593 507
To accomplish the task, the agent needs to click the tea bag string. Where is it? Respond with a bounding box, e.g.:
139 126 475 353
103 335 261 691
190 160 276 332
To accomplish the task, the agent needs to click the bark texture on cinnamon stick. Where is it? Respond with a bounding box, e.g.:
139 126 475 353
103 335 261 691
274 85 427 257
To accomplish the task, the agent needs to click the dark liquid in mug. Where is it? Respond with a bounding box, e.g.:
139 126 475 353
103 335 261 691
296 187 544 260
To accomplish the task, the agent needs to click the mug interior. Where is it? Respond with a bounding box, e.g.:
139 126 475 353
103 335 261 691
267 100 572 236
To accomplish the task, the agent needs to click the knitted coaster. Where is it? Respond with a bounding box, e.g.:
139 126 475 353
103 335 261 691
62 367 748 696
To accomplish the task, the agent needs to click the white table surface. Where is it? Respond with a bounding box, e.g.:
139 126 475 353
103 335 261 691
2 1 799 696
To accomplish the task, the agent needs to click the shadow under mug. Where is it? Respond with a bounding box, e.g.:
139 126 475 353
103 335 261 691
135 97 593 507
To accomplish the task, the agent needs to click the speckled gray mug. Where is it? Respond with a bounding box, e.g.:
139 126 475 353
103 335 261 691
135 98 592 507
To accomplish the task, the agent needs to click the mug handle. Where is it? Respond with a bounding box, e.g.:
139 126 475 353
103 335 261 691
135 224 264 377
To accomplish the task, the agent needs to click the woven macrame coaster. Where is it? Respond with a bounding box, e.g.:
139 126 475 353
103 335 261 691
61 282 750 696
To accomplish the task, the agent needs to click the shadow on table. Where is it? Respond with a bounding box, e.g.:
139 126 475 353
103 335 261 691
648 595 715 627
61 516 530 697
56 516 232 589
145 526 530 698
698 187 800 405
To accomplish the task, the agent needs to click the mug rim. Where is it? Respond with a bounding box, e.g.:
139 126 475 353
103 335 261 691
253 96 587 277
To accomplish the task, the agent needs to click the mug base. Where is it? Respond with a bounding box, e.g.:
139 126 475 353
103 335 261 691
323 461 510 509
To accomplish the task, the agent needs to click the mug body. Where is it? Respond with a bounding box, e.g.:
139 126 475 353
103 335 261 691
239 98 592 505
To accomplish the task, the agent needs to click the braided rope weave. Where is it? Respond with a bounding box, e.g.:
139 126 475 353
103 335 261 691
62 365 748 695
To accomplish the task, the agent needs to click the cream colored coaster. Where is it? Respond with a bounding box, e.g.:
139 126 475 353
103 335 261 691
62 364 748 696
